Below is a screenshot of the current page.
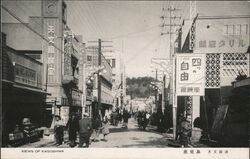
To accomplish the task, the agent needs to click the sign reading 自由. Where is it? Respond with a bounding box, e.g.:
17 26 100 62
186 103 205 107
176 54 205 96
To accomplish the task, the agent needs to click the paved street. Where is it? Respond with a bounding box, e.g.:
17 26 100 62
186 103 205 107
20 118 170 148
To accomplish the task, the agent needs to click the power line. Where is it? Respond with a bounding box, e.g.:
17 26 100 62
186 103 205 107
108 25 159 40
86 3 105 38
68 2 96 37
126 35 161 64
80 2 102 38
1 5 65 55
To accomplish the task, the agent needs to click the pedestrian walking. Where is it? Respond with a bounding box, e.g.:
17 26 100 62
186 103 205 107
179 118 191 147
66 113 79 147
101 116 110 141
122 110 130 129
118 112 122 124
78 113 92 148
111 111 118 126
92 115 102 142
54 115 64 146
145 111 150 127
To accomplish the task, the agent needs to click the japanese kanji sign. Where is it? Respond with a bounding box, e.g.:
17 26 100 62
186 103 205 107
176 54 205 96
194 18 249 53
47 25 56 76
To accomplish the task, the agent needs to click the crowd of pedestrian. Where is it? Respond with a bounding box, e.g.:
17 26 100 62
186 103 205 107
53 112 111 148
52 107 135 148
136 110 150 130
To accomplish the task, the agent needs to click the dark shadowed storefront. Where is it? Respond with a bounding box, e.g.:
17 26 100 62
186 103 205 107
2 33 47 146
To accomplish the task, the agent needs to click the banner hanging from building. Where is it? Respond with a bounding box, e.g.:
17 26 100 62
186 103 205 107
176 54 205 96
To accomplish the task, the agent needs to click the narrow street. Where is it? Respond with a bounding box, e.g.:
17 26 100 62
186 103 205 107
88 119 168 148
20 119 170 148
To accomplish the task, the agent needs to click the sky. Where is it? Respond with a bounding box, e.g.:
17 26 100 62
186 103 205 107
65 1 250 78
65 1 188 78
2 1 249 78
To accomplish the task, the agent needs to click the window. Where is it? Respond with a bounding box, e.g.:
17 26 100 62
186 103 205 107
87 56 92 61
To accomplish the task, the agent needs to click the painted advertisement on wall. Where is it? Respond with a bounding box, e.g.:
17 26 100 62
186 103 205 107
176 54 206 96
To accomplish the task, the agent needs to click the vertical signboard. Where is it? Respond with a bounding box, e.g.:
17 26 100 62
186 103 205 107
176 54 205 96
47 25 56 78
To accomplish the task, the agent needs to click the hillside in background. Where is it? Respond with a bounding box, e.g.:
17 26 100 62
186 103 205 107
126 76 155 99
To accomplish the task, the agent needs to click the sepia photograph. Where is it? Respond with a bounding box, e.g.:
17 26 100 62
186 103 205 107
1 0 249 159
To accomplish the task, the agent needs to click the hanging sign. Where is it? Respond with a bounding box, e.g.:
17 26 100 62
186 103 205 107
176 54 205 96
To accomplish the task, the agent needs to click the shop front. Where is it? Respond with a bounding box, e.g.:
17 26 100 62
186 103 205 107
2 39 47 146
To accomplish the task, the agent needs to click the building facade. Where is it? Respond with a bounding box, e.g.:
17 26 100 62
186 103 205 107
102 50 126 111
2 0 86 127
85 45 113 118
174 1 250 142
2 33 47 146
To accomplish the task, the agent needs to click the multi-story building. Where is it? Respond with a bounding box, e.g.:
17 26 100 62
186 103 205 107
2 0 86 127
102 50 126 111
61 26 85 123
2 32 47 146
174 1 250 143
85 45 113 118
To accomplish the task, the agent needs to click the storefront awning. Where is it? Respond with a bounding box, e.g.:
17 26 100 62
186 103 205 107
13 84 50 95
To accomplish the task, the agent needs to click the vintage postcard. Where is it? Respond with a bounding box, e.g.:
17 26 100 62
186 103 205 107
1 0 249 159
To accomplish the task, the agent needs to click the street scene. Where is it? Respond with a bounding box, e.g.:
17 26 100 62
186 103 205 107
20 119 170 148
1 1 250 149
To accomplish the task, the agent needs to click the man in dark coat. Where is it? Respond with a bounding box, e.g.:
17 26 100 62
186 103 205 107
92 115 102 142
78 113 92 148
66 113 79 147
54 115 64 146
122 110 130 128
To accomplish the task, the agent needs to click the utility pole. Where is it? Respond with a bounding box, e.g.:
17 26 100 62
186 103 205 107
87 39 112 119
98 39 102 118
162 74 166 114
121 72 123 110
161 3 181 140
155 69 158 113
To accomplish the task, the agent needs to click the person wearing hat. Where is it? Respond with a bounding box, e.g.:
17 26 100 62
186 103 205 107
78 113 92 147
66 113 79 147
54 115 64 146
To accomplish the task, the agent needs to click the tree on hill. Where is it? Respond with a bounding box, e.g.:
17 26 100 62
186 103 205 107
126 76 155 99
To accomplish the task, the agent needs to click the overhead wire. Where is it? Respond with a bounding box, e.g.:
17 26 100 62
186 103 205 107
126 35 161 64
80 2 102 38
107 25 159 40
1 5 65 55
107 1 161 18
69 2 98 39
89 3 107 38
85 3 105 38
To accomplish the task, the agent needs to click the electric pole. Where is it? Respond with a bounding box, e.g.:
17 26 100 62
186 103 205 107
161 3 181 140
155 68 158 113
87 39 113 119
98 39 102 118
162 74 166 114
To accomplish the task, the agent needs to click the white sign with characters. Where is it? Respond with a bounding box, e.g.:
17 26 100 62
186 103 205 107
176 54 205 96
